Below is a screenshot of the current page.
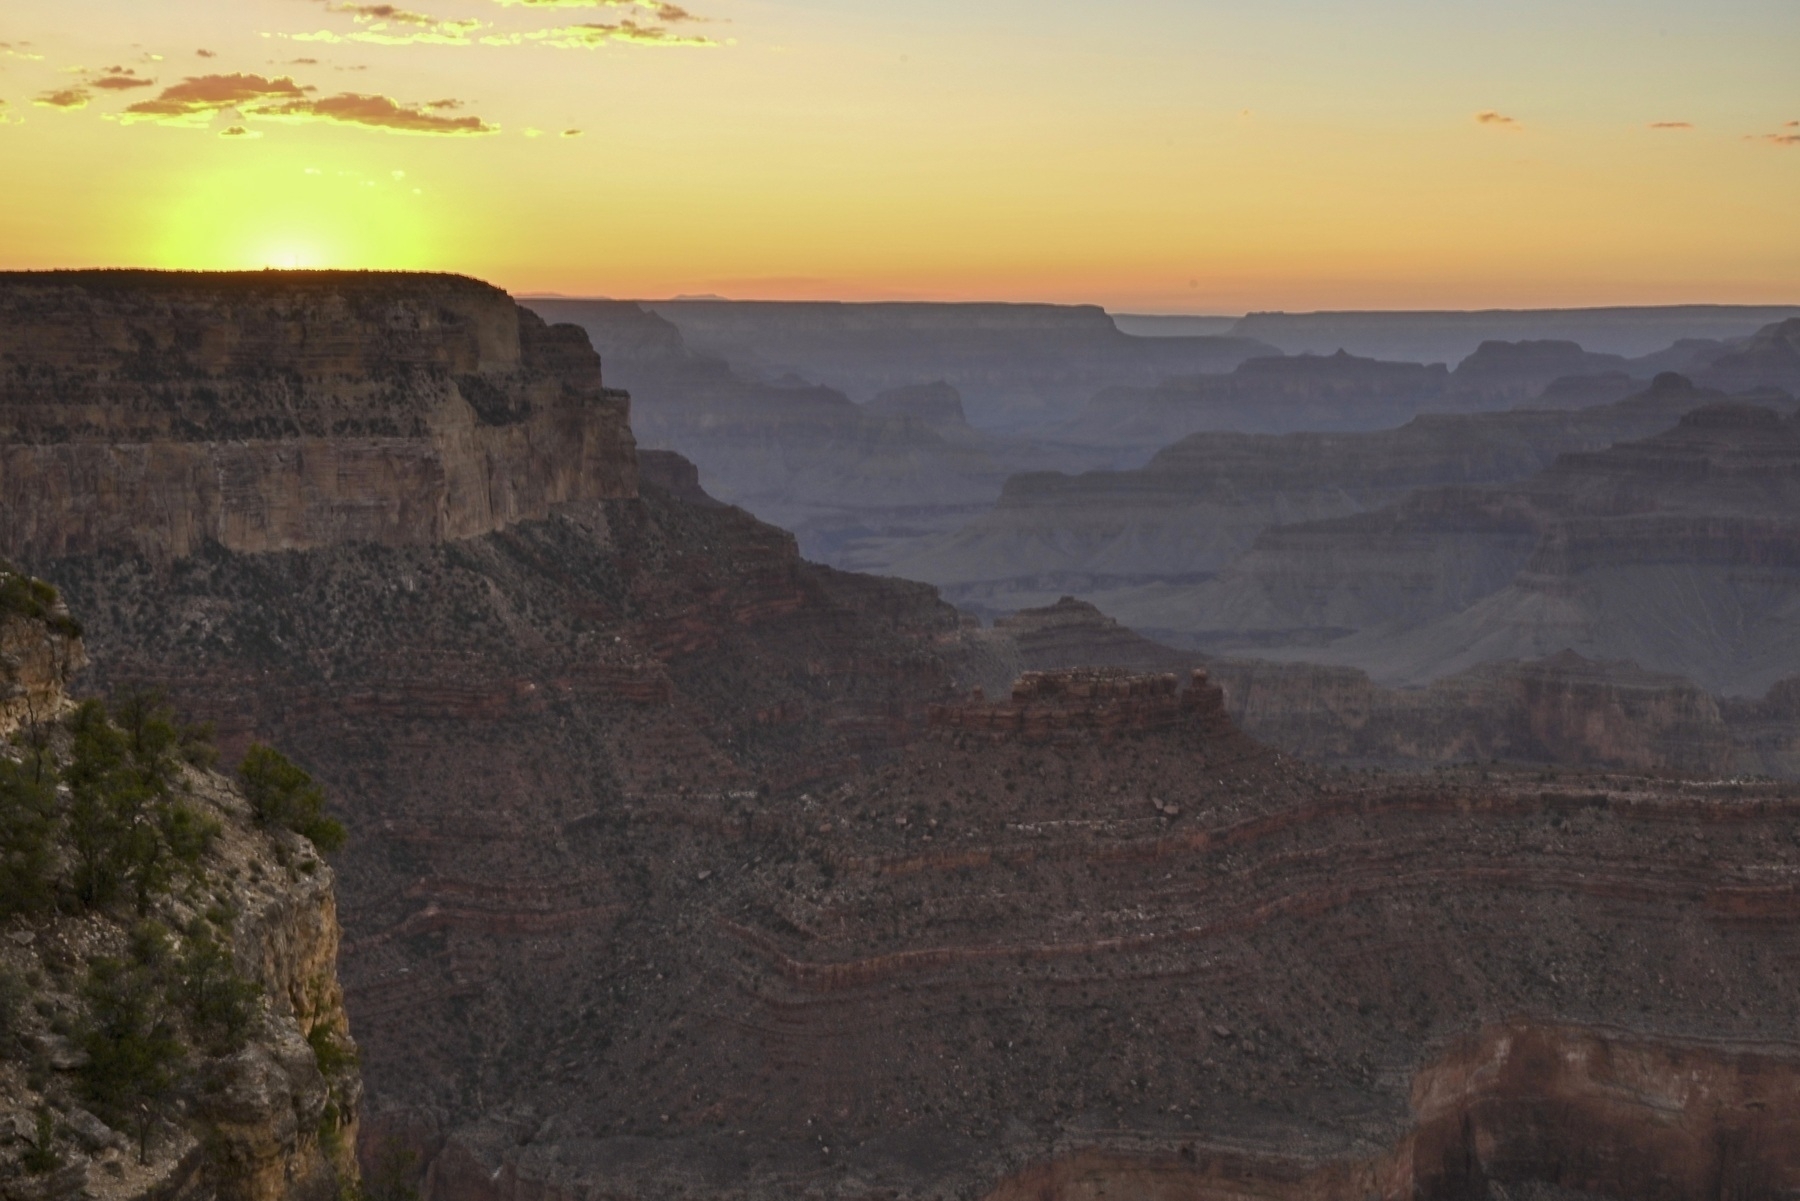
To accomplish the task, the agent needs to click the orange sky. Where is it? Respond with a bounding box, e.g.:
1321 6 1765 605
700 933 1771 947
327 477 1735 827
1 0 1796 311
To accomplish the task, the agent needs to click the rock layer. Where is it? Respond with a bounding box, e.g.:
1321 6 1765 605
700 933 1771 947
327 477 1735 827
0 272 635 563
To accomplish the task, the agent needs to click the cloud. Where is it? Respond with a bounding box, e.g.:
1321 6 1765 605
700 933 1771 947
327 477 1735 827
1648 121 1692 130
483 19 713 47
253 92 499 134
35 87 90 109
494 0 703 17
219 124 262 138
124 73 311 122
0 42 45 62
291 0 487 43
1474 110 1519 127
330 3 441 25
198 49 217 58
561 127 580 137
89 66 157 91
0 99 16 125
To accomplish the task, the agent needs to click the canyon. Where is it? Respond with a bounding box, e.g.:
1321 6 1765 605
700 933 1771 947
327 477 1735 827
5 274 1800 1201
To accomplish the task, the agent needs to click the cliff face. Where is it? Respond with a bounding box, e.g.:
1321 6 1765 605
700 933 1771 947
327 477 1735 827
0 576 361 1201
0 272 636 563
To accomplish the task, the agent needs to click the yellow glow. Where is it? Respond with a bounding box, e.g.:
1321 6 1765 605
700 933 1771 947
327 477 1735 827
148 156 439 273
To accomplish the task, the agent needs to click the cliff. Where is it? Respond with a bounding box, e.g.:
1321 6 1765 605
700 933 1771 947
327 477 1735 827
0 272 636 563
0 573 361 1201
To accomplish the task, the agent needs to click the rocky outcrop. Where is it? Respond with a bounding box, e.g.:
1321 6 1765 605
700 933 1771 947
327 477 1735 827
0 573 85 737
1210 650 1735 775
0 272 636 564
0 581 361 1201
1446 339 1632 405
928 668 1227 743
1699 317 1800 394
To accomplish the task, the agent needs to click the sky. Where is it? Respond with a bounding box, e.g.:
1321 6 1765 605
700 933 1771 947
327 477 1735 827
0 0 1796 312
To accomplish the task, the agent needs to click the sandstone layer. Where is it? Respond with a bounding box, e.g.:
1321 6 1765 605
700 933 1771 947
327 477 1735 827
0 272 635 563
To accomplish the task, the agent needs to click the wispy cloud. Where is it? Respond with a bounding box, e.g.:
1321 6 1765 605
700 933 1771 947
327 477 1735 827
493 0 703 19
124 73 312 122
1474 110 1519 128
89 66 157 91
1648 121 1692 130
0 41 45 62
35 86 90 109
219 124 262 138
483 20 713 47
562 127 581 137
0 99 17 125
253 92 499 134
197 49 217 59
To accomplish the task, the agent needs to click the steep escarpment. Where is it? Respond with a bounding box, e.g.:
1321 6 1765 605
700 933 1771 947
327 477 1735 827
0 272 635 563
0 573 361 1201
519 299 1037 568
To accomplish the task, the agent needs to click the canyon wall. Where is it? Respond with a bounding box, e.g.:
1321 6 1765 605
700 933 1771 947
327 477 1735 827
0 272 636 563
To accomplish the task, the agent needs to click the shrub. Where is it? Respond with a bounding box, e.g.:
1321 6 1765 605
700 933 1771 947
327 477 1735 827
170 920 261 1057
63 699 218 913
0 755 58 917
238 745 346 853
77 956 184 1120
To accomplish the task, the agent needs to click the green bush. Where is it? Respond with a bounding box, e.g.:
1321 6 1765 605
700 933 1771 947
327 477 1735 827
21 1107 60 1175
63 699 218 913
77 956 184 1120
0 755 58 918
170 920 260 1057
239 745 346 854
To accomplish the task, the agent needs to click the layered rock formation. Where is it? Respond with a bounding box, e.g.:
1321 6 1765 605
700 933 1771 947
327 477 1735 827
1182 398 1800 695
988 598 1740 777
895 373 1738 620
1227 304 1800 364
630 300 1277 431
370 667 1800 1200
0 575 361 1201
521 299 1058 567
15 273 1800 1201
1061 351 1455 453
0 272 635 563
1445 339 1631 405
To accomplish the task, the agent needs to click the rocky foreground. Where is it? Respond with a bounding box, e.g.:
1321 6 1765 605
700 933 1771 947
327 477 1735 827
0 575 361 1201
3 273 1799 1201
